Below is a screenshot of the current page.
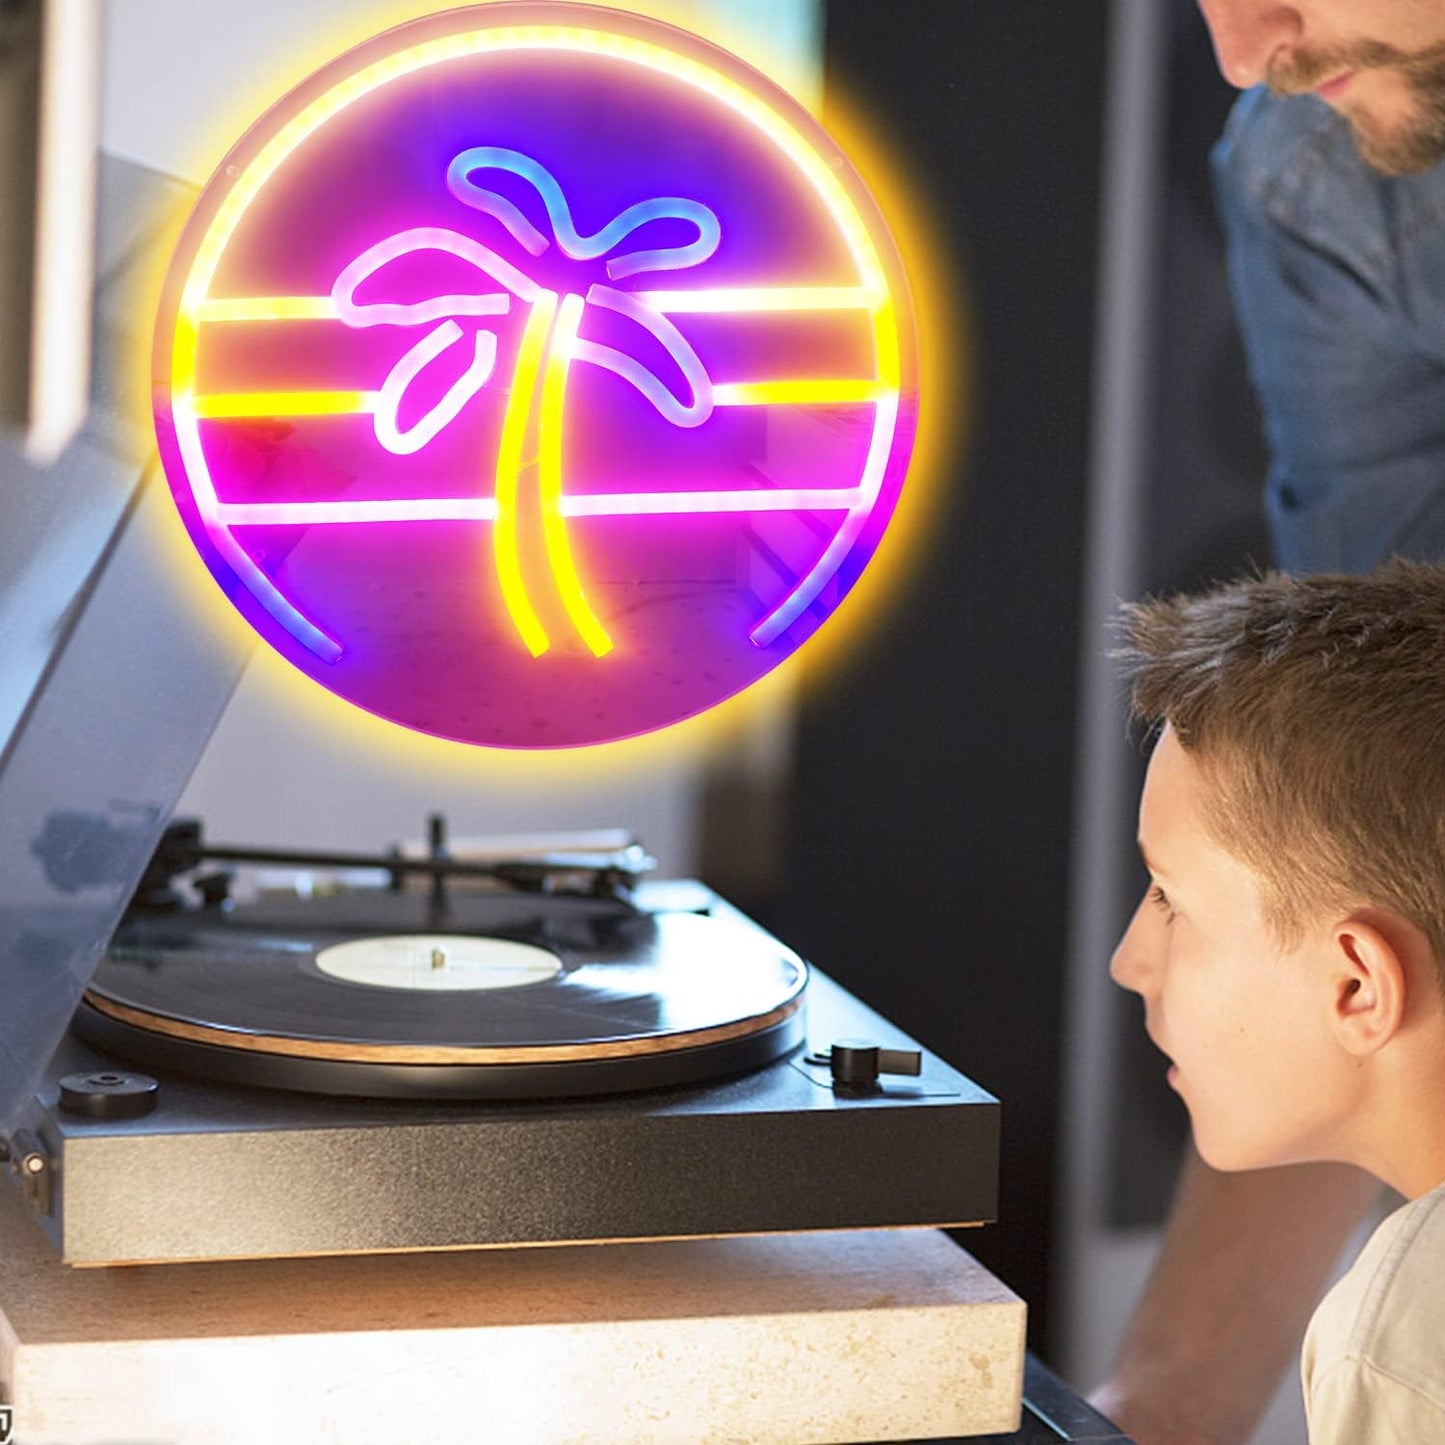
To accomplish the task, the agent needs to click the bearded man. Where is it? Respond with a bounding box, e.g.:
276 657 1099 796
1090 5 1445 1442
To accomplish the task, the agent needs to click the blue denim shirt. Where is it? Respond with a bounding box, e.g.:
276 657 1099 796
1212 87 1445 572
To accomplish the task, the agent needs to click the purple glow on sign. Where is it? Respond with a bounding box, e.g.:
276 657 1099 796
152 4 918 748
447 146 723 279
574 283 713 428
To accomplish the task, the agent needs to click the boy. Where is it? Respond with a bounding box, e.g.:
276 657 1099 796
1110 560 1445 1442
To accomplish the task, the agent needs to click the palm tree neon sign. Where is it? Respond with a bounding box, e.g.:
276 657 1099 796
154 5 918 747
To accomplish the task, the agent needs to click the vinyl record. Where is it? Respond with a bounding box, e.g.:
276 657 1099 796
77 890 807 1099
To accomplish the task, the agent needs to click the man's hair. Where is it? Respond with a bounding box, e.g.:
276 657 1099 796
1117 561 1445 963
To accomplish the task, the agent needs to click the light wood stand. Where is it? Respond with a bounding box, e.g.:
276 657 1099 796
0 1185 1024 1444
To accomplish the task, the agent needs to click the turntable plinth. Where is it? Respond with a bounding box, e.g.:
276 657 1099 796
22 962 999 1265
0 1181 1025 1444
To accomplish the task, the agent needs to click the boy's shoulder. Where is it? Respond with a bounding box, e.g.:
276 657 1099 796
1301 1183 1445 1441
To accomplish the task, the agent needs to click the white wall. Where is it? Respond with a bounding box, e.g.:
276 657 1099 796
102 0 819 868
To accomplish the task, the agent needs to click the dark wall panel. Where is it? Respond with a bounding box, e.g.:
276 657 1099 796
781 1 1109 1352
1102 3 1271 1228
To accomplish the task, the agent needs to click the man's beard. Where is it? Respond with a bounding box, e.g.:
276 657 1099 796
1268 36 1445 175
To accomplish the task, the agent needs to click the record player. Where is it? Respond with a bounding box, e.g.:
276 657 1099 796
9 818 999 1267
0 63 1027 1445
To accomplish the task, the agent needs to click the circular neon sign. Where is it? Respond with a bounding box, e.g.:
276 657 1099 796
153 2 918 748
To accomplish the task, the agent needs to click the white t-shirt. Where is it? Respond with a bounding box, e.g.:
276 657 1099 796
1302 1181 1445 1443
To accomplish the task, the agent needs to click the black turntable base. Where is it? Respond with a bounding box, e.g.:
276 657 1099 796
9 880 999 1267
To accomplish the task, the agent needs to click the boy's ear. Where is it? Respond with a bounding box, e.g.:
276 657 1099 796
1327 912 1415 1057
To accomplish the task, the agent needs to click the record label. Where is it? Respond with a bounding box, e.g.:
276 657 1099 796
314 934 563 992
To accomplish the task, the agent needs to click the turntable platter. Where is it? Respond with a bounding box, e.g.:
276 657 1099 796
75 891 808 1100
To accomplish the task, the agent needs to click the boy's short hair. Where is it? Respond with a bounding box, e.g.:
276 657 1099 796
1116 561 1445 966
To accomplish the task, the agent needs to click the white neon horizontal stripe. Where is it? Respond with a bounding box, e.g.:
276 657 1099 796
561 487 859 516
216 498 500 525
194 286 885 326
712 379 887 406
211 486 862 527
633 285 882 313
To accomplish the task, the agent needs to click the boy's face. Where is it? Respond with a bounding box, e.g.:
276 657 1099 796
1110 726 1354 1173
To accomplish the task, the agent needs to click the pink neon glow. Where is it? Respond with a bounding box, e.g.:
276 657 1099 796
331 226 534 325
560 487 858 517
172 396 344 661
211 486 863 528
216 499 500 525
201 515 343 660
750 390 900 645
574 284 712 427
374 321 498 455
